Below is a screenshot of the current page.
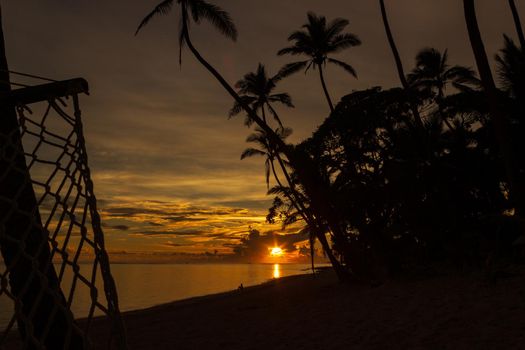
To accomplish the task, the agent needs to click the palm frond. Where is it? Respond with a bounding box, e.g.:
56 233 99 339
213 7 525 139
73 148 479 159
278 126 294 139
135 0 175 35
229 101 243 118
189 0 238 40
277 46 307 56
328 58 357 78
326 18 349 39
331 33 361 52
268 185 292 196
268 93 294 108
277 61 309 78
266 104 284 128
240 148 266 160
229 96 256 118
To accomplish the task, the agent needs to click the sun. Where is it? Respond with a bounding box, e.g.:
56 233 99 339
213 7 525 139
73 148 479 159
270 247 283 257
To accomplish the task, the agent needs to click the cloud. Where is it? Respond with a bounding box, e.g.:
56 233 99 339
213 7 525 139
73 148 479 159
106 224 131 231
166 216 208 223
137 229 208 237
229 228 308 260
164 241 187 247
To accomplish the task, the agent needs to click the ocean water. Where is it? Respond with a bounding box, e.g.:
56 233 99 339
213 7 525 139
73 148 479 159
0 263 317 330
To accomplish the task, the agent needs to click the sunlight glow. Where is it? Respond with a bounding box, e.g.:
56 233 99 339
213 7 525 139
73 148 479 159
273 263 280 278
270 247 283 257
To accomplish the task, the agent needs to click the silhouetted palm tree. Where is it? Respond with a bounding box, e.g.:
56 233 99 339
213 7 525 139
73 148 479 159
464 0 523 216
508 0 525 48
230 64 293 127
242 127 345 276
408 48 477 98
137 0 352 281
277 12 361 112
136 0 237 63
496 35 525 99
408 48 478 129
136 0 281 145
241 126 292 189
378 0 424 130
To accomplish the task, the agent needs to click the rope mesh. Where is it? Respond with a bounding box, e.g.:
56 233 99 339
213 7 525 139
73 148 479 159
0 88 126 349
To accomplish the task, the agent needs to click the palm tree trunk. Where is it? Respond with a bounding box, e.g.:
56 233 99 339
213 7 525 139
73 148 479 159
309 234 316 275
318 65 335 112
181 7 352 281
270 151 344 278
261 104 267 124
508 0 525 48
379 0 425 130
464 0 524 217
437 89 455 131
0 7 84 348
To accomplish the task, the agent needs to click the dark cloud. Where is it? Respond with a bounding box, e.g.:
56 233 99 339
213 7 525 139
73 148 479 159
147 221 164 227
230 228 308 260
165 216 207 223
103 207 167 217
137 229 207 237
164 242 187 247
102 223 131 231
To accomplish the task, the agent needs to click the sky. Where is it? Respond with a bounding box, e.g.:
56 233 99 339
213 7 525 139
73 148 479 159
2 0 524 262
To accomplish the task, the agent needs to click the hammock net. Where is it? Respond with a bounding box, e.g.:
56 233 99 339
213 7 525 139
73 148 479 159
0 77 126 349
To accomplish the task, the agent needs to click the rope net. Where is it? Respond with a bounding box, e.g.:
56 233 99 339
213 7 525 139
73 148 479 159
0 83 126 349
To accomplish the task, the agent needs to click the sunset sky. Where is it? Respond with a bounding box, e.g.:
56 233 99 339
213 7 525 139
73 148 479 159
3 0 523 261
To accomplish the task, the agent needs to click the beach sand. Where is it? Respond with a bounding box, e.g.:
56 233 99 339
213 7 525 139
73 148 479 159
87 266 525 349
3 267 524 349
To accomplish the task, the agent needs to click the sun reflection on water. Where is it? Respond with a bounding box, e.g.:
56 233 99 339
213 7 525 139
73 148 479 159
273 263 280 279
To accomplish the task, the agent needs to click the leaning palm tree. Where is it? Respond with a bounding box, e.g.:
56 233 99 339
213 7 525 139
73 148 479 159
277 12 361 112
242 127 345 276
136 0 277 142
508 0 525 48
136 0 237 63
230 64 293 128
464 0 523 217
407 48 478 129
241 126 293 189
137 0 352 281
378 0 424 131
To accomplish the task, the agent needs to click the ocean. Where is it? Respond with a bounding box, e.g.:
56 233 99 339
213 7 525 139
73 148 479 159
0 263 318 329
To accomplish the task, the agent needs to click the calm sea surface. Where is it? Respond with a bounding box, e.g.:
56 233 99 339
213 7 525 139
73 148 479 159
0 263 317 329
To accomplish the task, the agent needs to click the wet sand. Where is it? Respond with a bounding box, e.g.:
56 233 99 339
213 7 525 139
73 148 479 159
90 266 525 349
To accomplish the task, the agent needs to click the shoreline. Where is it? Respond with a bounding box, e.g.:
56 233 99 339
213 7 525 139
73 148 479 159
4 266 525 349
89 265 525 349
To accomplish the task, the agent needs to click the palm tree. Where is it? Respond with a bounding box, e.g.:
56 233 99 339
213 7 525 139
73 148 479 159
230 64 293 127
378 0 424 130
136 0 279 144
508 0 525 48
407 48 478 129
464 0 523 217
408 48 478 99
137 0 352 281
241 126 293 189
242 127 345 277
277 12 361 112
136 0 237 64
496 35 525 99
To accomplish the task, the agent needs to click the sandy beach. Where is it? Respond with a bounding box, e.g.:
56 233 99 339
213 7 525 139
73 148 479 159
86 266 525 349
